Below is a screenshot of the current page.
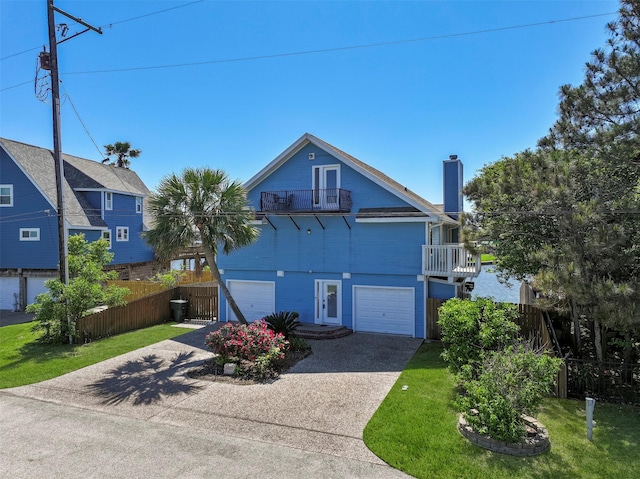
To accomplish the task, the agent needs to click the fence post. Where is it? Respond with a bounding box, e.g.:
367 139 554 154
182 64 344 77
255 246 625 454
586 397 596 440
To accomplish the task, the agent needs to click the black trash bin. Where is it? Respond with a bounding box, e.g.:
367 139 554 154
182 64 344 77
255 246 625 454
170 299 189 322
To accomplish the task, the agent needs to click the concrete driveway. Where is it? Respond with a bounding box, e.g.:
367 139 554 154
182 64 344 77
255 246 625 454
1 325 422 478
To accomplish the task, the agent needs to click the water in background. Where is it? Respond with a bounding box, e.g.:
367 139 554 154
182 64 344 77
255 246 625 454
471 267 520 304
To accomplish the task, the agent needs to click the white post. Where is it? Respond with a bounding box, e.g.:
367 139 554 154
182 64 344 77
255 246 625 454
586 397 596 441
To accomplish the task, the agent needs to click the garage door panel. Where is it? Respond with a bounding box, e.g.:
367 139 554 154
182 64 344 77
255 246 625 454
353 286 414 336
227 280 275 323
0 278 20 310
27 278 51 305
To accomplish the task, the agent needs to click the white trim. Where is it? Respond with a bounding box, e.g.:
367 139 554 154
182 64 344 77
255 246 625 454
0 145 57 210
115 226 129 241
314 279 342 325
0 184 13 207
135 196 142 213
101 229 112 249
19 228 40 241
104 192 113 211
242 133 457 225
356 216 438 224
352 285 415 337
225 280 276 323
424 279 428 339
75 187 148 197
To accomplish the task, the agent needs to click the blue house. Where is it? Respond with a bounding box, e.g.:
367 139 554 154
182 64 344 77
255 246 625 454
217 133 481 338
0 138 156 311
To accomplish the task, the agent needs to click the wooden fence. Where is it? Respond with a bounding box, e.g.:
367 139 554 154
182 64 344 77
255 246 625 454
108 272 217 302
179 285 218 321
76 288 175 342
426 297 567 398
76 284 219 342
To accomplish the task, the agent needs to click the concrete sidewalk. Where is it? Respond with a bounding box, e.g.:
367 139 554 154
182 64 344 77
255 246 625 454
1 325 421 478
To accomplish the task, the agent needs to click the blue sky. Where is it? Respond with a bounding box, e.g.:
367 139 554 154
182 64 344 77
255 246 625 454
0 0 619 209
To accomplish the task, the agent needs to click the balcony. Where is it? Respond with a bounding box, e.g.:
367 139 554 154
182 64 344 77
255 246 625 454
260 189 352 213
423 244 481 278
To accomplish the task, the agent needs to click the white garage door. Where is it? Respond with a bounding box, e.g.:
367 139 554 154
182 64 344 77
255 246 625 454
227 280 275 323
27 277 52 306
0 277 20 310
353 286 415 336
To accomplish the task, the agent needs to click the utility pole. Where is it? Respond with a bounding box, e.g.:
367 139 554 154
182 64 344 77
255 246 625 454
45 0 101 285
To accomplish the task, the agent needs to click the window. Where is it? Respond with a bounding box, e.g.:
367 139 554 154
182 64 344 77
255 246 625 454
0 185 13 206
19 228 40 241
102 230 112 248
116 226 129 242
105 192 113 210
135 197 142 213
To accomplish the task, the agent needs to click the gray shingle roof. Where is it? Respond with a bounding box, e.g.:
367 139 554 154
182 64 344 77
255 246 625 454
0 138 150 228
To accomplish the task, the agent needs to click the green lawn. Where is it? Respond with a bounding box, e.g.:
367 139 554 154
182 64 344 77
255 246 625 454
481 253 496 263
0 321 192 389
364 343 640 479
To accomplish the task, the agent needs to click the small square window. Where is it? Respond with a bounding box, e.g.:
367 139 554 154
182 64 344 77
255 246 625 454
105 192 113 211
136 197 142 214
19 228 40 241
102 230 112 248
0 185 13 207
116 226 129 242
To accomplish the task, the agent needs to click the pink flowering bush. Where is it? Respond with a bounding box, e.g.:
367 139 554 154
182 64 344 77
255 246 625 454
205 320 290 380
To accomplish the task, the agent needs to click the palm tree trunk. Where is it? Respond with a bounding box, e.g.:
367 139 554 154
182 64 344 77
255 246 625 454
202 247 248 324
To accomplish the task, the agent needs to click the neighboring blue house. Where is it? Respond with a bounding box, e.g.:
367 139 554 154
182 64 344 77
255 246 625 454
217 133 481 338
0 138 156 311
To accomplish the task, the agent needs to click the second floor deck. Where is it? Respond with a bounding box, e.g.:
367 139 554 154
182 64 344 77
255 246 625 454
260 189 352 213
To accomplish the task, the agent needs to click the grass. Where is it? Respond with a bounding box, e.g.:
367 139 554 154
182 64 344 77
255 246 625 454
364 343 640 479
481 253 496 263
0 321 192 389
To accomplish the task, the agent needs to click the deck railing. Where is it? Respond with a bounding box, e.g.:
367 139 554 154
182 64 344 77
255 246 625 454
423 244 481 278
260 188 352 213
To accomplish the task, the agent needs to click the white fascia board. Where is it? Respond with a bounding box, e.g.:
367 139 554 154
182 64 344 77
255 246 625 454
1 145 57 211
243 133 312 191
74 187 146 197
355 216 439 223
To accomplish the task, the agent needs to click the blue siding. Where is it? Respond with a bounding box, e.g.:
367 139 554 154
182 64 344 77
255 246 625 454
443 159 463 220
103 192 154 264
216 138 462 339
0 149 59 269
428 280 456 299
247 144 410 211
218 270 425 338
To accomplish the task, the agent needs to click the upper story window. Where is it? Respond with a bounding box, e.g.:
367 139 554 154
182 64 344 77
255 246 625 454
105 191 113 211
135 197 142 213
116 226 129 242
20 228 40 241
0 185 13 207
102 230 112 249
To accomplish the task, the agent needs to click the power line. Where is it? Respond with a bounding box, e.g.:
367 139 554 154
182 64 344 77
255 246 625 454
59 78 107 160
0 10 617 92
0 0 205 61
63 11 619 76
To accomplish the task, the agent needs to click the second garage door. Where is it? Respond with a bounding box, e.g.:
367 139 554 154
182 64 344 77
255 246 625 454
226 280 275 323
353 286 415 336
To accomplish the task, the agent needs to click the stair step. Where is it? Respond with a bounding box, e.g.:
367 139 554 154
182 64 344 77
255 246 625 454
295 325 353 340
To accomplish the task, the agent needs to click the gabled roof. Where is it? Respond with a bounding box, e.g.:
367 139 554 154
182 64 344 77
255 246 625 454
244 133 457 224
0 138 151 228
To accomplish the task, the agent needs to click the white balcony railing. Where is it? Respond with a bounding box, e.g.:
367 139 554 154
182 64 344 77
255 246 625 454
423 244 481 278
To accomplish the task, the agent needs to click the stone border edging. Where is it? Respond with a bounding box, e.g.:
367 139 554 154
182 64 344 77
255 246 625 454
457 414 550 456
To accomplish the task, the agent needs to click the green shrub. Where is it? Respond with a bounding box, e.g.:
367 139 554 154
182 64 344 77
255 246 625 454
456 343 562 443
205 320 289 380
438 297 520 378
264 311 300 339
288 335 310 352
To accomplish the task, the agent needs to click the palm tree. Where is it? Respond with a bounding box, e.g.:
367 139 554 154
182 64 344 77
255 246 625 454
145 168 259 324
103 141 141 168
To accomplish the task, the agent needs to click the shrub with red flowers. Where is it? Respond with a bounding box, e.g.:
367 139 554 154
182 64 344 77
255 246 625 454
205 320 290 380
